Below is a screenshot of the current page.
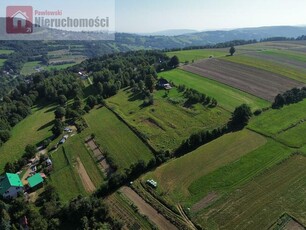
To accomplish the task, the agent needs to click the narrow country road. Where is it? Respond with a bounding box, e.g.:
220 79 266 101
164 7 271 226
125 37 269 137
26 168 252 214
120 186 178 230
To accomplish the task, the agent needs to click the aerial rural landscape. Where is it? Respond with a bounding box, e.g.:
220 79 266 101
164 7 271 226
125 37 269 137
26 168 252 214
1 0 306 229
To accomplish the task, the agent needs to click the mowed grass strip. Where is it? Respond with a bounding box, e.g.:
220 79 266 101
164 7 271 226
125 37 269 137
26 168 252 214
249 100 306 136
222 54 306 83
50 147 86 202
0 104 55 173
166 49 227 63
50 167 86 202
198 155 306 230
276 122 306 148
160 69 269 111
144 130 267 204
83 107 154 170
107 88 230 152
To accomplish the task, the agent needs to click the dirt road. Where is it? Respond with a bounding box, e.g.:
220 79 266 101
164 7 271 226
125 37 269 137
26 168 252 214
76 157 96 193
120 186 177 230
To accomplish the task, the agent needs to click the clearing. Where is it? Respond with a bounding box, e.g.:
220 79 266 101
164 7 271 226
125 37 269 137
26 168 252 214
107 88 230 152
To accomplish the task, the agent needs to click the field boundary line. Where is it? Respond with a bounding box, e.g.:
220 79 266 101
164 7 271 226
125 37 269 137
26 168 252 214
176 204 197 230
104 103 158 155
246 127 301 149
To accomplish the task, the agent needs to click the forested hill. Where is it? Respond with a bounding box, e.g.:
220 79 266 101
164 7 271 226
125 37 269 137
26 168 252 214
116 26 306 49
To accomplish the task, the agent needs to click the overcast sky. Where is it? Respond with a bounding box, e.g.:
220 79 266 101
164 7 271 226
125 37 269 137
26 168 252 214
116 0 306 33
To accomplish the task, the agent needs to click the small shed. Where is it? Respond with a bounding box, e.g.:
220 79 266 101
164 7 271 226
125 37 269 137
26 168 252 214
27 174 44 190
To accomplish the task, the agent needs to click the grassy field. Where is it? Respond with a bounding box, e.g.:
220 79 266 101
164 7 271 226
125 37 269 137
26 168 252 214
222 54 306 83
248 100 306 136
83 107 154 171
0 59 6 68
160 69 270 111
167 49 228 63
21 61 77 75
21 61 41 75
50 134 104 202
236 41 306 51
276 122 306 148
197 155 306 229
107 88 231 152
142 129 292 225
45 63 77 71
143 130 268 206
0 103 56 173
188 139 291 206
0 50 13 54
262 49 306 62
50 146 86 202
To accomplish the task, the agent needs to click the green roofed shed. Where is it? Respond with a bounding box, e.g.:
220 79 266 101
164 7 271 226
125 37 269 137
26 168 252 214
27 174 44 188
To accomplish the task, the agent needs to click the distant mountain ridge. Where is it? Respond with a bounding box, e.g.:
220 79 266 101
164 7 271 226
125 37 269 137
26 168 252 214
0 16 305 50
139 29 199 36
113 26 306 50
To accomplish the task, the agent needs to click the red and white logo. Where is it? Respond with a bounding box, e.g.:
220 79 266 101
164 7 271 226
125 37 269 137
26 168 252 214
6 6 33 34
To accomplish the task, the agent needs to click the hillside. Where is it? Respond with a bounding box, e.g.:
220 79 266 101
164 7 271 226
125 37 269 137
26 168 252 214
2 40 306 229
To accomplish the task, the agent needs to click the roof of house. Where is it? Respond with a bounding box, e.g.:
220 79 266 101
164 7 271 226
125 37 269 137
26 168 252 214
158 78 169 84
0 173 23 195
27 174 44 188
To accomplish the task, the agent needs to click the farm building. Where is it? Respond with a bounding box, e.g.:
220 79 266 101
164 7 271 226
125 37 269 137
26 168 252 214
59 135 69 144
0 173 24 199
27 173 44 190
157 78 172 90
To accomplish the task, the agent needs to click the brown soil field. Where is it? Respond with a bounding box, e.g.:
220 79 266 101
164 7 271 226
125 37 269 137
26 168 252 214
120 186 177 230
76 157 96 193
284 219 305 230
86 139 114 177
182 59 303 101
191 192 218 213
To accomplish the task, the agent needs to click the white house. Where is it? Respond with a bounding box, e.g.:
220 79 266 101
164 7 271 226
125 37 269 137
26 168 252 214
12 10 29 28
0 173 24 199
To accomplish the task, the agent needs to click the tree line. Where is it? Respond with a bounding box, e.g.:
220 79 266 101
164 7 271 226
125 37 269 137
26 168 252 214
273 87 306 109
0 185 121 230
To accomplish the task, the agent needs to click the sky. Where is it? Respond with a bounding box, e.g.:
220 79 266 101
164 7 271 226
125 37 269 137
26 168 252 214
116 0 306 33
2 0 306 33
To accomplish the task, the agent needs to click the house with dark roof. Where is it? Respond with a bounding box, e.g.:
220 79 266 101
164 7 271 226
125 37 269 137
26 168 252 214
0 173 24 199
157 78 172 90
